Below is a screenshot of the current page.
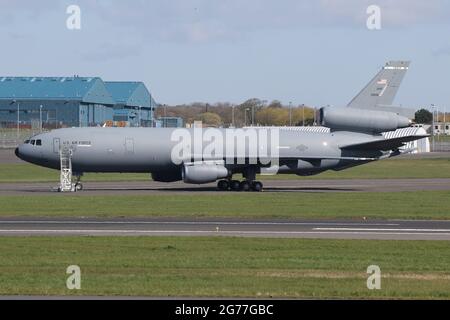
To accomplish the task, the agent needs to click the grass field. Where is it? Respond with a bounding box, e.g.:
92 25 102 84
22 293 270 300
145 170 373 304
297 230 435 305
0 191 449 220
1 157 450 183
0 237 448 298
434 135 450 142
0 163 149 183
1 156 449 300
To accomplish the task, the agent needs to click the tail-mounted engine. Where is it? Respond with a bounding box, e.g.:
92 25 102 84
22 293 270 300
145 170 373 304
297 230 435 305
318 107 412 133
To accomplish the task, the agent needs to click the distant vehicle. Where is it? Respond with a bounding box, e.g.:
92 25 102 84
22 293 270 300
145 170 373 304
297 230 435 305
16 61 427 192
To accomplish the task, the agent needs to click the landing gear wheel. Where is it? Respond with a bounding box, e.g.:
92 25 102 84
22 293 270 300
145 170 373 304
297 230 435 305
75 183 83 191
240 180 251 192
251 181 263 192
217 180 229 191
230 180 241 191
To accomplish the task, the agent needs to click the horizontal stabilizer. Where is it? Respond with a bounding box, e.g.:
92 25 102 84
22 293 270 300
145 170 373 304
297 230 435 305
340 135 429 151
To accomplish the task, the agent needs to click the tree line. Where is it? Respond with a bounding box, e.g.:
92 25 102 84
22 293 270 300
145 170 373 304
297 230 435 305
155 103 445 128
155 98 316 127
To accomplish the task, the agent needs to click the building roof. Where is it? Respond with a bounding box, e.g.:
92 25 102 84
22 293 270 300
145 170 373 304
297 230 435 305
105 81 155 109
0 77 115 105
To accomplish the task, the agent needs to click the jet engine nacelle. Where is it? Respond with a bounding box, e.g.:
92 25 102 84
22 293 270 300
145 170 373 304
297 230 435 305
182 163 229 184
319 107 411 133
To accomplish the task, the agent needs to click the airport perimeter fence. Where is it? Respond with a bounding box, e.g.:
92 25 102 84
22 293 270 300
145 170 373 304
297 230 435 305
0 128 40 149
0 120 55 148
430 138 450 152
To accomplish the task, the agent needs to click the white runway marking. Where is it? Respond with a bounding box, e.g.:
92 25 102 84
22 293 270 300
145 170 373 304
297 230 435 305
0 221 399 226
1 229 450 237
0 219 448 239
314 228 450 232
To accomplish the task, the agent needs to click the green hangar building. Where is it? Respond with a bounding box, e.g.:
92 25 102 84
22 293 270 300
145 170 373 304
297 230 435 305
0 76 156 128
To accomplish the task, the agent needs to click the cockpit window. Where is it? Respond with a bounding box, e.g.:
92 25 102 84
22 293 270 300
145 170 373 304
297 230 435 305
30 140 35 145
24 140 30 144
36 140 42 146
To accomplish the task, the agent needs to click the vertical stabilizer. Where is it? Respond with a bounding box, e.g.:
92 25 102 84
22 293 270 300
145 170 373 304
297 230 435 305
347 61 410 110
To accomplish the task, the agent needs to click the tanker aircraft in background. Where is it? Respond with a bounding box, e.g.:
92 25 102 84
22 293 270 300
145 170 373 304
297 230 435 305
16 61 427 192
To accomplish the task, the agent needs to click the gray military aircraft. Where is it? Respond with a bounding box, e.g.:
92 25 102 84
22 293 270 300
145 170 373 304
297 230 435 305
16 61 427 192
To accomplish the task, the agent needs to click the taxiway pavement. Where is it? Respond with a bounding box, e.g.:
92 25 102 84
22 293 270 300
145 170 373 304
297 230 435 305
0 218 449 240
1 178 450 195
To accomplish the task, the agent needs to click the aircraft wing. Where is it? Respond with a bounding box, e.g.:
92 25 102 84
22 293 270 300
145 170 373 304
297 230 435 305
296 156 377 161
339 135 429 151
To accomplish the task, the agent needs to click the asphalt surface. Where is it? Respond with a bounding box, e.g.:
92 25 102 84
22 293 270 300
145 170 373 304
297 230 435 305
0 217 449 240
0 148 22 163
1 148 450 240
1 148 450 194
1 178 450 195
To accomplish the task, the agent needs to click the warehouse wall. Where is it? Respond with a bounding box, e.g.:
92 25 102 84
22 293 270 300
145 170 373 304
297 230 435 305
0 100 80 128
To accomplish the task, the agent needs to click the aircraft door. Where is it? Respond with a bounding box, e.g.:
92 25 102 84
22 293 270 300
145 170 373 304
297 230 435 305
53 138 60 154
125 138 134 154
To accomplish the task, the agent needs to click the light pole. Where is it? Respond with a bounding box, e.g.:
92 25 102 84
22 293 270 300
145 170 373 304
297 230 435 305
431 104 436 151
152 106 156 128
16 101 20 141
138 106 141 127
245 108 250 126
302 104 305 126
289 101 292 126
313 107 316 126
164 104 167 128
39 105 43 132
231 105 235 128
444 105 447 125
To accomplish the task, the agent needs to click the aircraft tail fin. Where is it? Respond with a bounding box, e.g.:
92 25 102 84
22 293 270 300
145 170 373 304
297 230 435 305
347 61 410 113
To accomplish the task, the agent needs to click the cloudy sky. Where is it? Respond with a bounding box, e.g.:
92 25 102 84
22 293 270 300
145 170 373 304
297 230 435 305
1 0 450 110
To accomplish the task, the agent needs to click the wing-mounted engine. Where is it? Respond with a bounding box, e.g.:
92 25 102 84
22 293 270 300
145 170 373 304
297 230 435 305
182 162 229 184
318 107 411 133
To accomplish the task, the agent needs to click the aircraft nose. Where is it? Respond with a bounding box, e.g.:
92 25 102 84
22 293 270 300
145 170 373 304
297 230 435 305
15 145 28 162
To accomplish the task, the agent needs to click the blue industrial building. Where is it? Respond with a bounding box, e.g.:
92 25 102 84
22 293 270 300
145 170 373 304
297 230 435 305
105 81 156 127
0 76 156 128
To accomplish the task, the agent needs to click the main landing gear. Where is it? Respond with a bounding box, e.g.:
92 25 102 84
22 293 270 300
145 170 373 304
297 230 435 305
217 179 263 192
217 167 263 192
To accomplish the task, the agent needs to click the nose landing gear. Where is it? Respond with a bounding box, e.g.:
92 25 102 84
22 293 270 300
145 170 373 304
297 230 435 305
74 174 83 191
